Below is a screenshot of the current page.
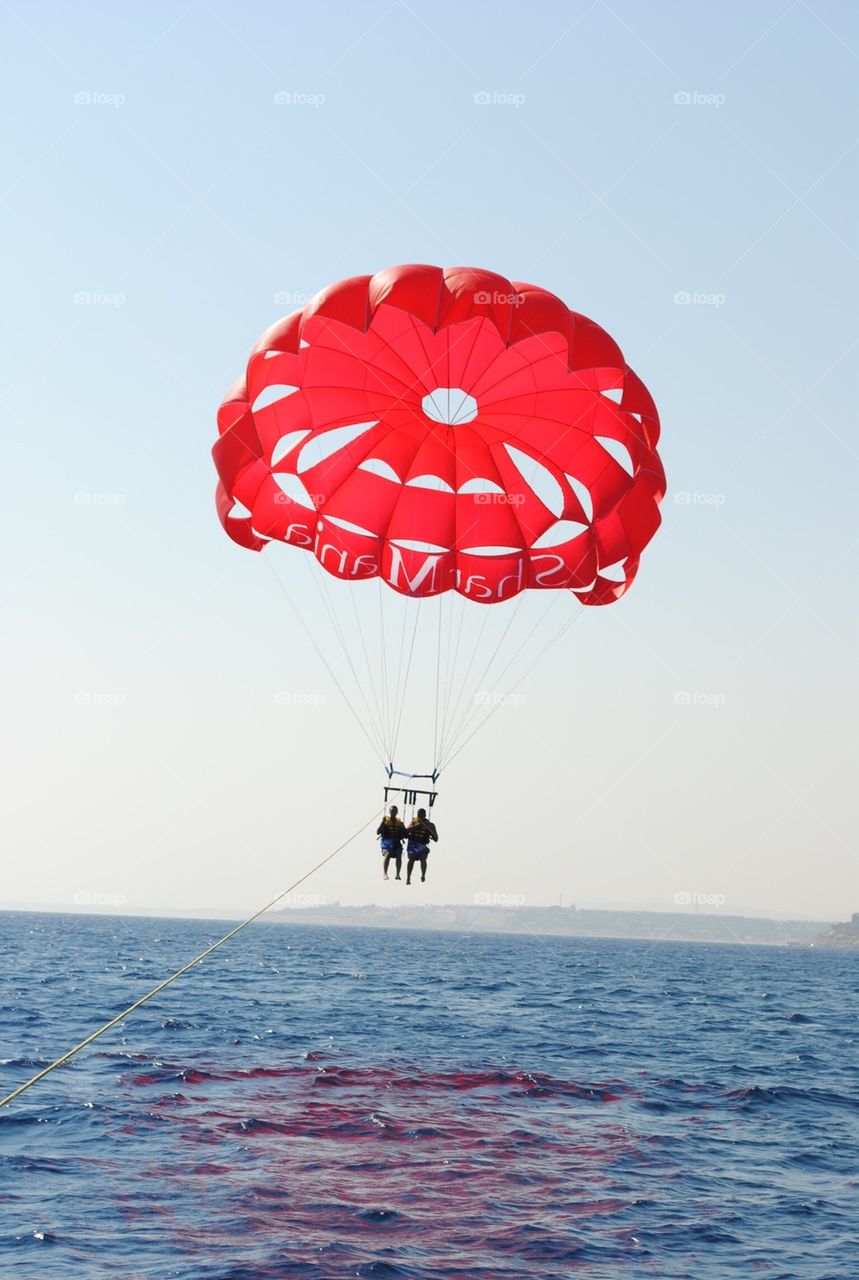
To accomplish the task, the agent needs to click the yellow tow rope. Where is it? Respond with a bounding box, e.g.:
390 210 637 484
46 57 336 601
0 812 379 1111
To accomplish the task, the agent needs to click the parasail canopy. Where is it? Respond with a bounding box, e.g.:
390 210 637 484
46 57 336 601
214 264 665 609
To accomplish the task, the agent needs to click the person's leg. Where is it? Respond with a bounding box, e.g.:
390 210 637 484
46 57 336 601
383 853 390 879
394 851 402 880
406 855 414 884
420 853 427 882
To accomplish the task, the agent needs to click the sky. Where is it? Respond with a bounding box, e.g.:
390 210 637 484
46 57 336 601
1 1 856 921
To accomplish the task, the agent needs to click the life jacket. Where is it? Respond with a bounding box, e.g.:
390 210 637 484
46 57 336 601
407 821 433 854
379 817 405 850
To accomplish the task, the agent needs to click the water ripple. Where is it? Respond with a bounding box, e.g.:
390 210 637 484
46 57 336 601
1 912 857 1279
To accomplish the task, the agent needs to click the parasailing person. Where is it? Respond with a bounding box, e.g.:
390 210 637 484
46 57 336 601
377 805 407 880
405 808 438 885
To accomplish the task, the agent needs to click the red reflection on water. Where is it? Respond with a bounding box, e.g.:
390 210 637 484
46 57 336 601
113 1063 651 1274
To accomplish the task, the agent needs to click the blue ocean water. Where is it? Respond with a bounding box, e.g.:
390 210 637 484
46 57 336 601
0 911 857 1280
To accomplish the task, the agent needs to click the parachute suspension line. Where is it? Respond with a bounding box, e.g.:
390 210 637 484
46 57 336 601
299 554 390 761
383 611 400 759
349 587 385 756
437 594 468 758
0 811 380 1112
262 553 386 765
440 591 562 767
377 577 393 763
388 594 412 752
435 588 461 766
444 605 583 770
443 599 588 771
390 598 422 767
437 598 491 767
432 591 449 768
432 595 444 769
432 592 447 759
307 557 389 756
438 590 532 766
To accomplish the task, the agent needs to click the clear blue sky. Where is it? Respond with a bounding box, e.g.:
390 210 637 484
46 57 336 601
2 1 856 920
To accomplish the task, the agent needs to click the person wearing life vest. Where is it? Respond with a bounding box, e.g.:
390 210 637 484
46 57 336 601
405 808 438 885
377 805 407 880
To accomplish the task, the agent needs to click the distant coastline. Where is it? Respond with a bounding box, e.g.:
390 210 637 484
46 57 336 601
809 913 859 950
4 904 856 949
262 903 858 949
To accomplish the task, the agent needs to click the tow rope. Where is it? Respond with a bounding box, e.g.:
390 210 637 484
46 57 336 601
0 812 379 1111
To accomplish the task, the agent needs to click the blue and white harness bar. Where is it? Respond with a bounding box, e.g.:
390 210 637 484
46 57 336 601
383 764 439 811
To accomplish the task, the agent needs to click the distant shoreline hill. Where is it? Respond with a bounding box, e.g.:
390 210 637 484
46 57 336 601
811 912 859 950
264 903 849 948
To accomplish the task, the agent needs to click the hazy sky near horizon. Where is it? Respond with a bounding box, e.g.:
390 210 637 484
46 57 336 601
2 1 856 921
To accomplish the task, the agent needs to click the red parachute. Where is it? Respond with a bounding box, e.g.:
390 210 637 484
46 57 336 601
214 264 664 607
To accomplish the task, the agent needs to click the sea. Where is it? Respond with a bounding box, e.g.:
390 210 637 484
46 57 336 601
0 911 857 1279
